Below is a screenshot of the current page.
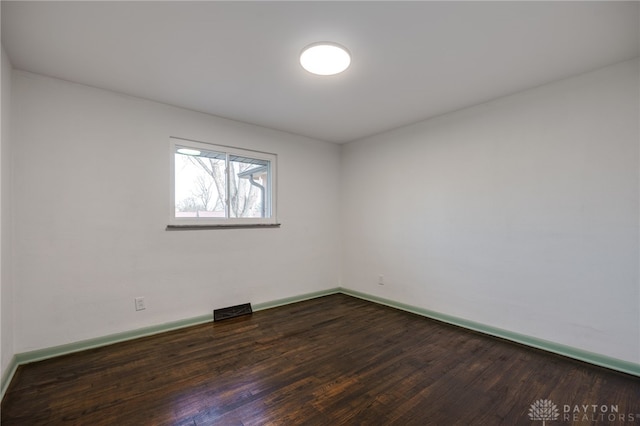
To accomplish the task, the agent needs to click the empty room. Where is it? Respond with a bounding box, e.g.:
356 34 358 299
1 1 639 425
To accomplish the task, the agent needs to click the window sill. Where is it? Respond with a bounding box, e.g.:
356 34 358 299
166 223 281 231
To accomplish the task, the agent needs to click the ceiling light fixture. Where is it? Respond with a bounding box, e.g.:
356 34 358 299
177 148 201 156
300 42 351 76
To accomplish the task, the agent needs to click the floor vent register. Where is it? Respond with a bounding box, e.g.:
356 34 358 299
213 303 253 321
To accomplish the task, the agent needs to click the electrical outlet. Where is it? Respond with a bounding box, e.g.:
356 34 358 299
378 275 384 285
134 297 146 311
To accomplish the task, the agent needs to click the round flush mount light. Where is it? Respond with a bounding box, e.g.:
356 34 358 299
176 148 201 156
300 42 351 76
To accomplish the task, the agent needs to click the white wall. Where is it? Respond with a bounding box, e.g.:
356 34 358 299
341 59 640 363
11 71 341 352
1 46 14 380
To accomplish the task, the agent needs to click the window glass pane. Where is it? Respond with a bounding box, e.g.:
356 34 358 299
229 155 270 218
174 146 226 218
170 137 277 226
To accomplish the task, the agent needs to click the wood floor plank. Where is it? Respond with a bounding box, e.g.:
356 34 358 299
2 294 639 425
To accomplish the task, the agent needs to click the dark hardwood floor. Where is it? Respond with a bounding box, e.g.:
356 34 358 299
2 294 639 425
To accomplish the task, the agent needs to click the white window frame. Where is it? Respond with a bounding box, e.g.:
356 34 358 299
169 137 278 228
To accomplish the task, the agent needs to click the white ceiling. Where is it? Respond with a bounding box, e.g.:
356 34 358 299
2 1 639 144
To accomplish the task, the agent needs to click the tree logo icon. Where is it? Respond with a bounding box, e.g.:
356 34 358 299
529 399 559 425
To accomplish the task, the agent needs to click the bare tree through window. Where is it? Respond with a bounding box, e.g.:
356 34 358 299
172 140 272 223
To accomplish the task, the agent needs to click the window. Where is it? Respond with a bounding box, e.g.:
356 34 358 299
169 137 278 227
